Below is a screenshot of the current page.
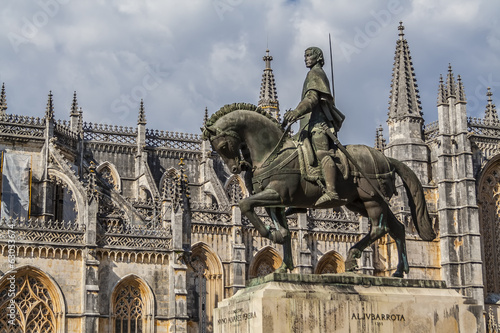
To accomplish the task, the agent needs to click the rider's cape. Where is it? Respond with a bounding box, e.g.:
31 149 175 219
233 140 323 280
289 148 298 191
301 65 345 132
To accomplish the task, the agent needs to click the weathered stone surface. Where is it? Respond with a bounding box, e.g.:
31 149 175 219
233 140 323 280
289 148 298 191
214 273 483 333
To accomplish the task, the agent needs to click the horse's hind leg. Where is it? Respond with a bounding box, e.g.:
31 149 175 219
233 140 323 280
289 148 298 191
268 208 294 273
387 210 408 277
345 200 389 272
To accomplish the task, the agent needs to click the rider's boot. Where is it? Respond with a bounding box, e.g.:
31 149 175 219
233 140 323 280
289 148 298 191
315 155 340 206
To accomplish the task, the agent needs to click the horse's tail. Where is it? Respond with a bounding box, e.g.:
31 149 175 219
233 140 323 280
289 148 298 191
389 158 436 241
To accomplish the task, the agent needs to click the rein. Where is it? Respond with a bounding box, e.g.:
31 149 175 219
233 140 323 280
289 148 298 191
259 123 292 169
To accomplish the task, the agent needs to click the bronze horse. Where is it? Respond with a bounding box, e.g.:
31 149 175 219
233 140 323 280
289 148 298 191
202 103 436 277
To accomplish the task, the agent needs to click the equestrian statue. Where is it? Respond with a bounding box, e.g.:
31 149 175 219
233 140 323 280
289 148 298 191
202 47 436 278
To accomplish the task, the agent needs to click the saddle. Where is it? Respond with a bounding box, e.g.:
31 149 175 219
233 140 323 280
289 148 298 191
296 137 350 184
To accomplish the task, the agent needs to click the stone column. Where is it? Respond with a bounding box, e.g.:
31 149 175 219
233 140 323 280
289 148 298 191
228 205 246 297
82 197 100 332
296 212 312 274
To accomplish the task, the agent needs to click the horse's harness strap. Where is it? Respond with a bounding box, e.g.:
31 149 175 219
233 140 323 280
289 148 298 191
252 149 299 188
260 124 292 168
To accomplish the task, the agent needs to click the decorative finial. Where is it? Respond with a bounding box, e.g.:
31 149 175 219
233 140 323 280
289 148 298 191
138 99 146 125
398 21 405 40
0 83 7 114
485 87 498 123
374 125 386 151
456 75 466 102
45 91 54 120
70 91 79 116
203 107 209 125
446 64 456 98
437 74 446 106
263 49 273 69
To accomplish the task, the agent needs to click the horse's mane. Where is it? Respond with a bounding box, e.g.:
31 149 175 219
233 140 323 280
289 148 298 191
205 102 282 129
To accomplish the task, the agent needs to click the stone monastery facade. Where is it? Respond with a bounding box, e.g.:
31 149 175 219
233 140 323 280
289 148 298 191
0 23 498 332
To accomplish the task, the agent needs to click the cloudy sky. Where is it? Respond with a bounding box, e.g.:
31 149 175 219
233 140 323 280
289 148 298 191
1 0 499 145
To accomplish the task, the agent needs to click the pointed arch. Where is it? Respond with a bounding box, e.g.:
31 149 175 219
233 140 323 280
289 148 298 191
477 155 500 295
189 242 223 333
0 265 66 333
248 246 282 278
110 274 155 333
159 168 179 201
97 161 122 192
47 169 81 223
159 168 179 224
315 250 345 274
225 175 247 205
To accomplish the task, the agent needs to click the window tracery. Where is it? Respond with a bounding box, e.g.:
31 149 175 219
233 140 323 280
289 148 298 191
315 250 345 274
0 269 61 333
248 246 282 279
113 284 144 333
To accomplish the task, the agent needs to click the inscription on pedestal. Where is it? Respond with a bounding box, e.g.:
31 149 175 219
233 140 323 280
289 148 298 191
351 313 405 322
217 308 257 325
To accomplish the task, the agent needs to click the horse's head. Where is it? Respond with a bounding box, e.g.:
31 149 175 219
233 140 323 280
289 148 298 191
202 104 284 173
202 125 246 174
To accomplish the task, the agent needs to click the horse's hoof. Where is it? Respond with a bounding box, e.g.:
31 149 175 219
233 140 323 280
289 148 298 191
392 271 404 278
269 229 289 244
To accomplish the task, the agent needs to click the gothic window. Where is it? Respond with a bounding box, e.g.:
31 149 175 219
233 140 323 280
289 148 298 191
315 250 345 274
113 285 143 333
225 176 245 205
160 169 179 224
188 243 223 333
478 161 500 295
248 246 282 279
97 162 121 192
49 175 77 223
101 167 117 190
0 267 64 333
111 276 154 333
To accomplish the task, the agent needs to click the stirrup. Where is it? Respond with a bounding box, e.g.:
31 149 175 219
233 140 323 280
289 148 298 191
315 191 341 206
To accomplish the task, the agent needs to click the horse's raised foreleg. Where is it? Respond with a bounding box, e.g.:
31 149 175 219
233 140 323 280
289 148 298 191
387 210 408 277
268 207 294 273
346 201 389 272
238 188 286 242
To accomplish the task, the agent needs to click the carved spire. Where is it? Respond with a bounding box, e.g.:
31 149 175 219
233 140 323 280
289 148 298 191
258 49 280 120
456 75 466 103
138 99 146 125
445 64 456 98
175 158 190 209
45 91 54 120
388 22 423 120
484 87 499 123
203 107 209 126
437 74 447 106
0 83 7 115
86 161 99 202
70 91 79 116
374 125 386 151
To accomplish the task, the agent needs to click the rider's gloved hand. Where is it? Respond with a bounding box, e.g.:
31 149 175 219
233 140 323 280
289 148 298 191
284 109 300 124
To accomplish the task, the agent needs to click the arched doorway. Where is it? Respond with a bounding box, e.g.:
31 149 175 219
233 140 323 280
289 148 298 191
188 243 223 333
248 246 282 279
110 275 154 333
315 250 345 274
477 157 500 296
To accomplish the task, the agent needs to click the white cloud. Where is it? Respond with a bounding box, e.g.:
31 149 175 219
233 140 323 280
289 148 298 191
0 0 500 144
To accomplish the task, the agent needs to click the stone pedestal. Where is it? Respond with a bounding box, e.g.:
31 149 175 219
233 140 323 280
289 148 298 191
214 273 484 333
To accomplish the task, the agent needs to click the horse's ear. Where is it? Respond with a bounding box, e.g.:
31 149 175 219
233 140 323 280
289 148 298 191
201 126 217 140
